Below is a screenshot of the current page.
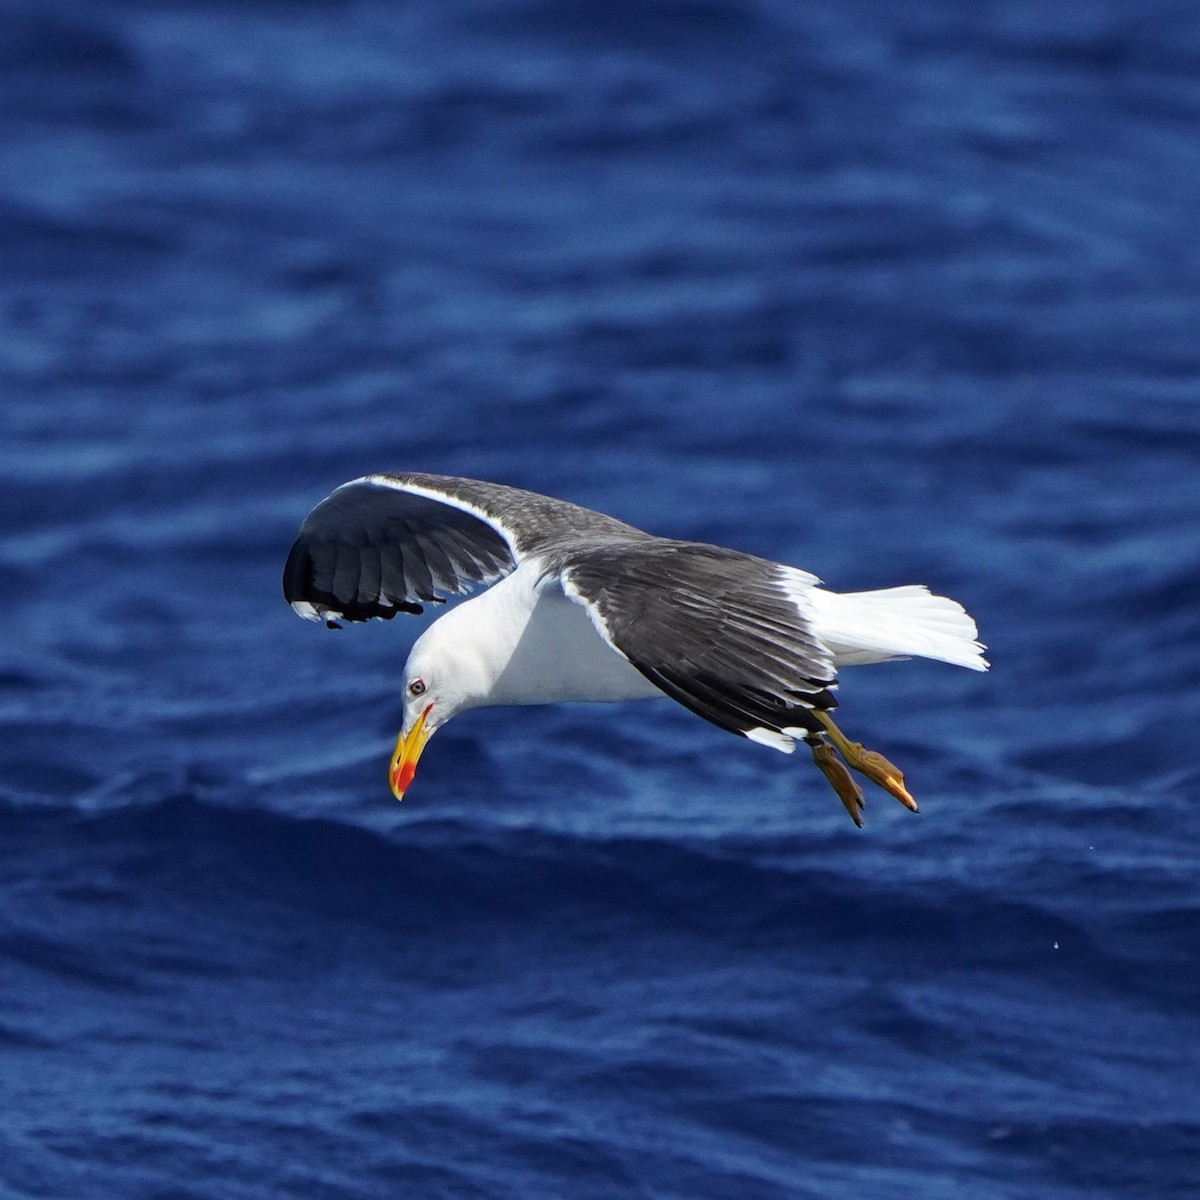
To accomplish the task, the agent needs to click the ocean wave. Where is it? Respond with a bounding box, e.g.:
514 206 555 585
4 0 1200 1193
3 793 1191 1000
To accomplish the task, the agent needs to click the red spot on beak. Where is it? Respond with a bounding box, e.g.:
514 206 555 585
388 703 434 801
390 757 417 796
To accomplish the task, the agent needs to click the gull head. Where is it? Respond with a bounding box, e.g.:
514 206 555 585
388 615 495 800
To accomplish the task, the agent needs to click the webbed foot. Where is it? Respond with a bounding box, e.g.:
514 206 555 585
809 739 865 827
812 711 918 815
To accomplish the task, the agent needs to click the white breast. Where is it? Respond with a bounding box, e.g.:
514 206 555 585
474 566 662 707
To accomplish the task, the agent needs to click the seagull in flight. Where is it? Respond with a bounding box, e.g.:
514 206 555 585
283 473 987 825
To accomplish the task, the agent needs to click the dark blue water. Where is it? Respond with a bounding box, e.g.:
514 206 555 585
3 2 1199 1196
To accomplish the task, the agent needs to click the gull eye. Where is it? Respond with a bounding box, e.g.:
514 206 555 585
408 678 426 697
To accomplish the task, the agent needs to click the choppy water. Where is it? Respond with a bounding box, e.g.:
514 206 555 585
2 2 1199 1197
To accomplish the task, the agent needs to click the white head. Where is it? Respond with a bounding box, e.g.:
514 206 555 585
387 611 496 800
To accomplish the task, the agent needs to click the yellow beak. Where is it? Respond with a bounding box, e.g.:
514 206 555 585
389 703 434 801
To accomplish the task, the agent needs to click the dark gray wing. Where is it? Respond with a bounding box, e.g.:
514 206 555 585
561 541 838 741
283 472 644 626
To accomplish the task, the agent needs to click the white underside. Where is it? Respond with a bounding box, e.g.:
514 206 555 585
487 571 662 705
410 560 987 748
416 563 661 711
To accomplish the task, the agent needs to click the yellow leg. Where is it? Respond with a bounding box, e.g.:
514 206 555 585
810 740 865 827
813 711 918 813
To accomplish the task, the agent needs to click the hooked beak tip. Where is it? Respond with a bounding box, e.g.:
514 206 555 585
389 703 434 802
389 757 416 801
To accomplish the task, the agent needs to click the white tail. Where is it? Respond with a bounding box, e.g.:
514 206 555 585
808 585 988 672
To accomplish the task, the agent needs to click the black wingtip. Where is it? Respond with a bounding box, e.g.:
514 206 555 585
283 536 429 622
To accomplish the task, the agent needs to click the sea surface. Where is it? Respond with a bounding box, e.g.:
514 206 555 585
2 2 1199 1197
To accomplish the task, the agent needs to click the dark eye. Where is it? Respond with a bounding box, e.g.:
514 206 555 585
408 678 426 697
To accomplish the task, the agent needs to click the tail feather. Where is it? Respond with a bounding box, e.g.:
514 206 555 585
808 585 988 672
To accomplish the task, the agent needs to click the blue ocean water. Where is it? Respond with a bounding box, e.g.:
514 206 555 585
2 1 1199 1196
